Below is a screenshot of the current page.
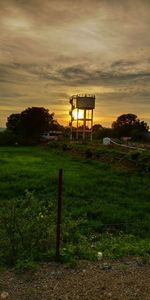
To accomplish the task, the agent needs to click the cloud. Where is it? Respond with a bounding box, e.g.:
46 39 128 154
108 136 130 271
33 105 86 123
0 0 150 127
57 62 150 88
1 59 149 87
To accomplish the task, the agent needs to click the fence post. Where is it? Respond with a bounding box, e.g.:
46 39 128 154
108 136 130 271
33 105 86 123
56 168 63 261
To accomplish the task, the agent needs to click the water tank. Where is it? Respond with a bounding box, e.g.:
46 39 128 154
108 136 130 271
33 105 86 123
73 94 95 110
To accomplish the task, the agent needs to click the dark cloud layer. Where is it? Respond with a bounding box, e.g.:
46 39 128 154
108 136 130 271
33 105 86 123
1 60 149 87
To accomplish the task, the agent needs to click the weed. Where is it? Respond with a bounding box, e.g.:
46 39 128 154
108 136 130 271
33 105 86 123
16 259 38 272
85 148 93 158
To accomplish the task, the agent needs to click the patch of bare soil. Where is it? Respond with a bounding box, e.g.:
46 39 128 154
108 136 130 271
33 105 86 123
0 258 150 300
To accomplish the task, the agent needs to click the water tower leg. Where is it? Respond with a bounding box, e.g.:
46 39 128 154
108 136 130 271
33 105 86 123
83 109 86 140
90 109 93 141
76 108 79 140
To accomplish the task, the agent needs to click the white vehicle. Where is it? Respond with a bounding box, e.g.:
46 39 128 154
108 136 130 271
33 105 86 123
41 131 63 141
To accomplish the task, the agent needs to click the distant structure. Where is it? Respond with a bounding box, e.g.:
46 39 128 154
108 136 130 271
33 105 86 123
69 94 95 141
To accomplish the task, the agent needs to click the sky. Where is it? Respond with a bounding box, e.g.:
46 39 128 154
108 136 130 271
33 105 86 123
0 0 150 128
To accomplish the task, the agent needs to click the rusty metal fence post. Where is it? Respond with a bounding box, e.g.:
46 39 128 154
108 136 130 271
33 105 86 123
56 169 63 261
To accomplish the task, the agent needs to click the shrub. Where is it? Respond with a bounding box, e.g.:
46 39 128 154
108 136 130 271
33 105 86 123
127 150 150 173
0 130 17 146
47 141 59 148
62 143 70 151
0 190 55 267
85 148 93 158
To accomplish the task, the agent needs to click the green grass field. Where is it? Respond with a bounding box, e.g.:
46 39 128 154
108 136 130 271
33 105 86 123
0 144 150 268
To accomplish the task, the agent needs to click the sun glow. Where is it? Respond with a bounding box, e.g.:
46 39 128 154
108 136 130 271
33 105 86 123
72 109 84 120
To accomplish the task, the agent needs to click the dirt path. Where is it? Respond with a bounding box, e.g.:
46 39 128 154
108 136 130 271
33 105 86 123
0 259 150 300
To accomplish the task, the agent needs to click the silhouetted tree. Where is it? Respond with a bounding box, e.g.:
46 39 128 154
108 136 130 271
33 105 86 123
112 114 149 139
0 129 16 146
7 107 55 142
92 124 103 139
49 119 64 131
92 124 102 130
6 113 21 135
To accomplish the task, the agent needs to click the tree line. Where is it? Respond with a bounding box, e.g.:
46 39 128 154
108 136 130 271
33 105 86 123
93 113 149 140
0 107 149 145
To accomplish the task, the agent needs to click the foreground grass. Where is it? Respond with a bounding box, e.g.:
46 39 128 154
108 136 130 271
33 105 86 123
0 145 150 268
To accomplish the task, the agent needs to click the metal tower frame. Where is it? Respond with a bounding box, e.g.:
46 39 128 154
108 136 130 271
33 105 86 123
69 94 95 141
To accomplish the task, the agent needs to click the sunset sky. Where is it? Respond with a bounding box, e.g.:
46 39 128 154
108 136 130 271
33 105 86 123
0 0 150 127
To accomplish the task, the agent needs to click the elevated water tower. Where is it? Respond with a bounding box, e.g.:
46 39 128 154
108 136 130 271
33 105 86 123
69 94 95 141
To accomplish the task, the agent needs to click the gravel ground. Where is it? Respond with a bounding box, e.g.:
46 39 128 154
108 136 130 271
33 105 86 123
0 258 150 300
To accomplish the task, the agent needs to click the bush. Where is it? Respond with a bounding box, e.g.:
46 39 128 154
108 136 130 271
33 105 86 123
127 150 150 173
85 148 93 158
62 143 70 151
0 130 17 146
0 191 55 267
47 141 59 148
